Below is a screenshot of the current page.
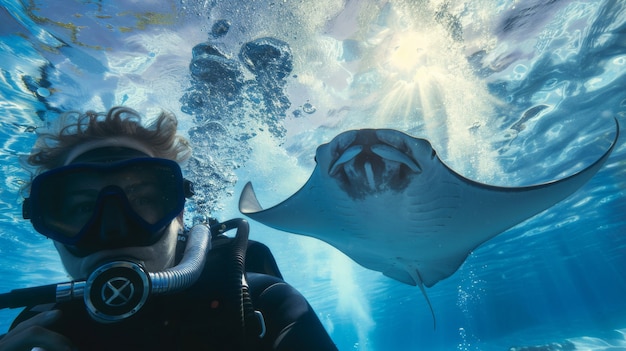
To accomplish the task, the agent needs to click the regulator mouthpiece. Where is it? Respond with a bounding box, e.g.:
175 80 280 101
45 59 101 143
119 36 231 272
84 260 151 323
83 224 211 323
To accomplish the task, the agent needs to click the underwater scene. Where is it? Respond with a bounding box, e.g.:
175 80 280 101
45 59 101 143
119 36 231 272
0 0 625 350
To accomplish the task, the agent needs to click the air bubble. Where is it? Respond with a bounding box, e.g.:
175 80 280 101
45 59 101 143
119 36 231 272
36 87 50 97
211 19 230 38
302 102 316 114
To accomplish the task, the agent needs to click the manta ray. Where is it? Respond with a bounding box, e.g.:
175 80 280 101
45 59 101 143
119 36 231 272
239 123 619 325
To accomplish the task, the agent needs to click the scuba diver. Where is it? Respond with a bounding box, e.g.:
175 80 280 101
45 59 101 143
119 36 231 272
0 106 337 351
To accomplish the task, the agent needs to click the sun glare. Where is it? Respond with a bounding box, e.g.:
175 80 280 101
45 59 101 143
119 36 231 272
371 29 446 130
385 31 432 74
349 10 499 180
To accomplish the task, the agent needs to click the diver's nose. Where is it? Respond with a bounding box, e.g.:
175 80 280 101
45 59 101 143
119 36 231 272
98 192 131 244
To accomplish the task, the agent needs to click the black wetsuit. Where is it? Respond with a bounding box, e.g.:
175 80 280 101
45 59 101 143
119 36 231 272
5 236 338 350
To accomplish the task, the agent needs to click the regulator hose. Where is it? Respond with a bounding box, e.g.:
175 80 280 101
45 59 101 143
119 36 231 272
150 223 211 294
210 218 265 349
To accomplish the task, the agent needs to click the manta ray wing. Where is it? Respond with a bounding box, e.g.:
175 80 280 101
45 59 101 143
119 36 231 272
240 122 619 290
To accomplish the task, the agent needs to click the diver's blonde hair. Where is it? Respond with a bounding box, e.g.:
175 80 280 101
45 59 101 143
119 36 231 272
27 106 191 174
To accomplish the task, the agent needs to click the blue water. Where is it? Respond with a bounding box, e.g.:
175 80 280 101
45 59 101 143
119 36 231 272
1 0 625 350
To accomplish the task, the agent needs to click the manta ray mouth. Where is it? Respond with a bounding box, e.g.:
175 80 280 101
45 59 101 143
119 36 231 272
329 144 421 175
328 130 422 197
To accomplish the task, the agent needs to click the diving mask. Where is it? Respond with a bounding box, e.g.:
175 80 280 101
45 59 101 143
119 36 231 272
23 158 194 255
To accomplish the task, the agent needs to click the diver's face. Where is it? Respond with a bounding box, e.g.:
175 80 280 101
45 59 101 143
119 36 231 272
51 148 184 279
55 217 182 279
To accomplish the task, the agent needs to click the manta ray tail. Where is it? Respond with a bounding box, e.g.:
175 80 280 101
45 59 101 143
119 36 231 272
384 262 437 329
411 270 437 330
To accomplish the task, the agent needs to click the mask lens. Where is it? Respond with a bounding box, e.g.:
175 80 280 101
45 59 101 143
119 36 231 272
27 158 188 244
53 169 100 238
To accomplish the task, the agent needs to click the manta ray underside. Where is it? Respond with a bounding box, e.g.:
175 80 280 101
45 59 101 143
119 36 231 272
239 123 619 327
